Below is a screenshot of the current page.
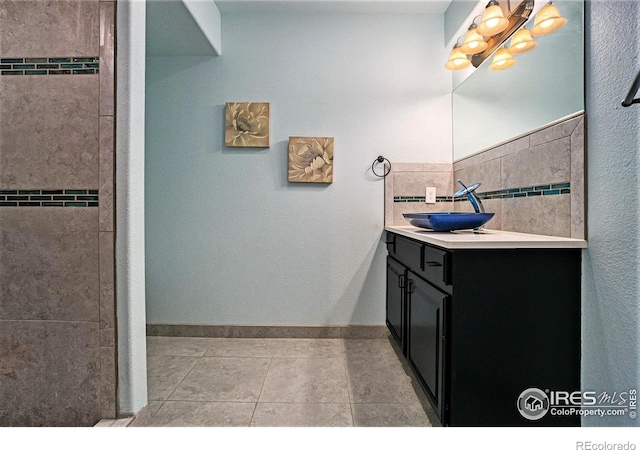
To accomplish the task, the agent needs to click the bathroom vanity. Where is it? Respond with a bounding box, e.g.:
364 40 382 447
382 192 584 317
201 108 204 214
385 226 587 426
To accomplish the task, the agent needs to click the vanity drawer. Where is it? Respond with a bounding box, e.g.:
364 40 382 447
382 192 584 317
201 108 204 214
394 235 423 271
422 245 451 286
387 233 451 287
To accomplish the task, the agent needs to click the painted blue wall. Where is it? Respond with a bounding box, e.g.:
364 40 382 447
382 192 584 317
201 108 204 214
145 12 451 325
443 0 477 46
583 0 640 426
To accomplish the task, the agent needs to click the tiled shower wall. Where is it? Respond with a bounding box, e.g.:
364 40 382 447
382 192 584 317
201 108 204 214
0 0 116 426
386 114 585 239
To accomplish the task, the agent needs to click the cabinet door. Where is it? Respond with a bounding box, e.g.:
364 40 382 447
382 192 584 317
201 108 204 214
407 272 447 420
386 256 406 354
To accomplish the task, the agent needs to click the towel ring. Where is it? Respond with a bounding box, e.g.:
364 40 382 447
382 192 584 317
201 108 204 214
372 156 391 178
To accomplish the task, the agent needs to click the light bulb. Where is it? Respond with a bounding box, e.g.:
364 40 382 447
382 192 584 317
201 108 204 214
531 2 567 37
477 1 509 37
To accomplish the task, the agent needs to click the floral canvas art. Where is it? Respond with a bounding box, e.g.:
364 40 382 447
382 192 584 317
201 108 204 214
288 137 334 183
225 102 270 147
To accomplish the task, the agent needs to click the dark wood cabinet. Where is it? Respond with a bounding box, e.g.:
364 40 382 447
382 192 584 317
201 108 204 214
385 231 581 427
386 256 407 354
406 272 447 421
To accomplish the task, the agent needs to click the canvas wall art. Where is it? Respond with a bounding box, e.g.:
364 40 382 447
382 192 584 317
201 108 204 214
225 102 270 147
288 137 334 183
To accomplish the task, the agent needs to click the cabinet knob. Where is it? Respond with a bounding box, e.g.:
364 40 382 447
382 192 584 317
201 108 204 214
425 261 442 267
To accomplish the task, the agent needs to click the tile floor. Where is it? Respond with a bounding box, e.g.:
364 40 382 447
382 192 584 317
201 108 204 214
129 336 441 427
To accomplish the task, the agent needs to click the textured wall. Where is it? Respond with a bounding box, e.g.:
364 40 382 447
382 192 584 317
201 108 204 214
0 0 116 425
582 0 640 426
145 12 451 326
116 0 148 416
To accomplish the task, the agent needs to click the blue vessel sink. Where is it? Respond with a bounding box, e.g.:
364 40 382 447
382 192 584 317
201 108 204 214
403 212 495 232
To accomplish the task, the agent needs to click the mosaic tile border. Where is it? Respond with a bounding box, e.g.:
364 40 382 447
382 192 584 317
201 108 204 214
0 189 99 207
478 182 571 200
394 182 570 203
0 57 99 76
393 196 456 203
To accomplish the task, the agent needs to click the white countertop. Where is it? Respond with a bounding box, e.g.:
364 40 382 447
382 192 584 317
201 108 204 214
385 226 588 250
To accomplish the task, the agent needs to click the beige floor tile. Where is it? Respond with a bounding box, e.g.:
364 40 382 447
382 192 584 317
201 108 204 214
147 337 213 357
259 357 349 403
141 336 436 427
268 339 345 359
130 401 255 427
169 357 270 402
204 338 274 358
111 418 134 427
251 403 353 427
341 338 401 360
351 403 430 427
127 401 164 426
345 356 422 404
147 355 200 401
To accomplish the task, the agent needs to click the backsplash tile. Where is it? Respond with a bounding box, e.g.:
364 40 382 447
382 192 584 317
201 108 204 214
455 157 501 193
392 169 453 197
501 137 571 189
394 183 570 203
529 115 582 148
387 114 585 239
453 114 585 239
502 194 571 237
384 163 454 226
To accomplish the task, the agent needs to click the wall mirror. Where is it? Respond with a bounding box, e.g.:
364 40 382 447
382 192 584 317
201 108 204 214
452 0 584 161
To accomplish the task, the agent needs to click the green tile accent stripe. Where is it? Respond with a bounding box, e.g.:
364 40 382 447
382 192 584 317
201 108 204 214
393 196 455 203
0 57 99 76
394 183 571 203
477 183 570 200
0 189 98 207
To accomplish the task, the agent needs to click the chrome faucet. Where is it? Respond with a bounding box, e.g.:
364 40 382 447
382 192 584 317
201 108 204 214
454 180 485 214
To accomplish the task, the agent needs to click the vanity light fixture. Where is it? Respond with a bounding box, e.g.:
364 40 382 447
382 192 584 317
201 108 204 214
477 0 509 37
459 22 489 55
445 44 472 70
489 47 517 71
445 0 536 71
508 27 538 54
530 1 567 36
